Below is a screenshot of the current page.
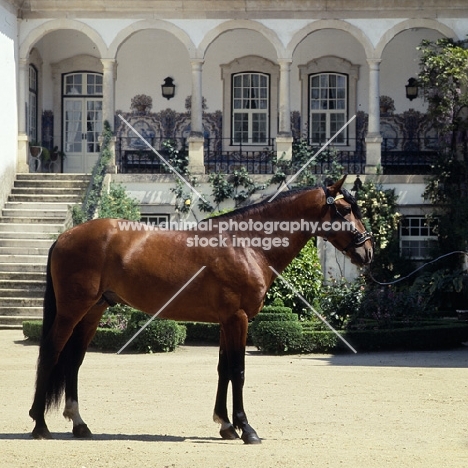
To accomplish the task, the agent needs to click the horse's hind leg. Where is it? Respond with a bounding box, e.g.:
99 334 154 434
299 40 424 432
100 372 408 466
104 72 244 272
29 317 76 439
62 303 107 438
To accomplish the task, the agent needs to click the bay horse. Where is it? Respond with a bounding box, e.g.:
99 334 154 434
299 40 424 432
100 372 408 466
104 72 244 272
29 176 372 443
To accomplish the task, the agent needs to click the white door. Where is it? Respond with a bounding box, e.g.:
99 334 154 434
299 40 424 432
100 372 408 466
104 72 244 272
63 98 102 173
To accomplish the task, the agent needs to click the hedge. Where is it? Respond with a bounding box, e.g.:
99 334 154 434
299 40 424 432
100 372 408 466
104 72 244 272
22 319 468 354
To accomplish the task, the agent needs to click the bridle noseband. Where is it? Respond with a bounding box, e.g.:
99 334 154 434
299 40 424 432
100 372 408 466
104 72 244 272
323 187 372 253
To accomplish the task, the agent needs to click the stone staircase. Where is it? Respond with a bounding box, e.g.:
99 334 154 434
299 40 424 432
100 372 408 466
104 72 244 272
0 173 90 329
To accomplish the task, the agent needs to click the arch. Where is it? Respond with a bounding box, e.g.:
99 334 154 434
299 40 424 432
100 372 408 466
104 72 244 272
108 19 197 59
288 19 374 59
19 19 107 59
199 19 286 59
375 19 457 58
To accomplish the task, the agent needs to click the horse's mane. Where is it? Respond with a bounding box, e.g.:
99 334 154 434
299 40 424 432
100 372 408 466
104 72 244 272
205 184 363 222
206 186 317 221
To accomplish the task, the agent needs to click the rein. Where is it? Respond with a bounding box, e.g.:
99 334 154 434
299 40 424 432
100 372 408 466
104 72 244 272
368 250 468 286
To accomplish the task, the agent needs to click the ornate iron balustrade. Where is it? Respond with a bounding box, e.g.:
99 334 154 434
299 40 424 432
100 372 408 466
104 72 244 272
204 138 276 174
116 136 187 174
291 138 366 175
381 137 439 175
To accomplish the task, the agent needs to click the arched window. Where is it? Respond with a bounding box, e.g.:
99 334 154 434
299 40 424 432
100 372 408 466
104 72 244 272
232 72 269 144
309 73 347 144
28 65 38 141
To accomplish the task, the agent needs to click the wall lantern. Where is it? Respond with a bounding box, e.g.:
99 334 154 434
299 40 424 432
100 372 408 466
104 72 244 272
161 77 176 100
405 77 419 101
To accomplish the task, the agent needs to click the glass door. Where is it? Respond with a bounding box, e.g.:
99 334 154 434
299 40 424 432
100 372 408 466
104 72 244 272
63 73 103 173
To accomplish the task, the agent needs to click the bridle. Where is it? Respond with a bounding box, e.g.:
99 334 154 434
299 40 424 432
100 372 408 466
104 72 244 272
323 187 373 254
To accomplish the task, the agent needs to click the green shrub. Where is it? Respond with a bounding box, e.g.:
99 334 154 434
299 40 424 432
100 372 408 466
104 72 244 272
91 328 126 351
182 322 220 343
251 320 303 354
22 321 42 342
126 311 186 353
300 330 338 353
265 240 322 319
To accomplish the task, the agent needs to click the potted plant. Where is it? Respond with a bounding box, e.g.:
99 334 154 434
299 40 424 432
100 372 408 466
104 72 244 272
379 95 395 114
130 94 153 113
50 146 66 161
29 141 50 160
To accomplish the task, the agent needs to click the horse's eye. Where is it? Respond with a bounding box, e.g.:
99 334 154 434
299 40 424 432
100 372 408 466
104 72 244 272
341 205 352 215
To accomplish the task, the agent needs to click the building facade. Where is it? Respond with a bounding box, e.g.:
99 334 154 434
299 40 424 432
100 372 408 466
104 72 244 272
1 0 467 277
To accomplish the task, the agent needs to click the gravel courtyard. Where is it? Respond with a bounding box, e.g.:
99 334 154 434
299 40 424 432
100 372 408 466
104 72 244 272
1 329 468 468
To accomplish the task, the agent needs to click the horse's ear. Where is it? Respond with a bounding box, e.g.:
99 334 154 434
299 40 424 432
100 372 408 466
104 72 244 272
327 175 347 196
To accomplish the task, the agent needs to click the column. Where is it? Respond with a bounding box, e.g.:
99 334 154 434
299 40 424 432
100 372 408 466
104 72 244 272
188 59 205 174
101 59 116 129
101 59 117 170
276 59 293 162
365 58 382 174
17 58 29 173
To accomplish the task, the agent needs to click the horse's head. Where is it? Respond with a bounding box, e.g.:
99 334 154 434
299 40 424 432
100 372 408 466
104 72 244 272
321 176 373 266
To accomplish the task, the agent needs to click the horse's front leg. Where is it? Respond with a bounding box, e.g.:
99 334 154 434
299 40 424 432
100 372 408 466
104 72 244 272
216 310 261 444
213 343 240 440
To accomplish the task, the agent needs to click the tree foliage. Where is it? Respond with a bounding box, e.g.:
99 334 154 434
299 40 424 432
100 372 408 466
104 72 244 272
417 37 468 148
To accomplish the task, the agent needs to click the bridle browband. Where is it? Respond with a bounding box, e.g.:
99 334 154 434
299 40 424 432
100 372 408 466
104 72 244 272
323 187 372 253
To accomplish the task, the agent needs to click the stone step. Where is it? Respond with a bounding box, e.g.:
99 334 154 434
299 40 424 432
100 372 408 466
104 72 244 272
0 223 63 233
14 180 89 189
0 173 88 329
0 272 45 281
4 202 71 211
7 194 82 203
0 297 43 307
2 208 68 218
11 187 84 195
16 173 90 181
0 309 42 319
0 254 49 264
0 230 58 239
0 246 50 256
0 263 47 272
0 287 44 298
0 279 45 290
0 238 54 248
0 217 65 224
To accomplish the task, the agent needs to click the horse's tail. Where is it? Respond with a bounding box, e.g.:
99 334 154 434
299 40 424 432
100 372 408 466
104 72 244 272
41 241 57 346
36 240 68 410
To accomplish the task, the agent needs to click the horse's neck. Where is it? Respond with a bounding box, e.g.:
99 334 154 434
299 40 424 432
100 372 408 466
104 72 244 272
239 189 324 271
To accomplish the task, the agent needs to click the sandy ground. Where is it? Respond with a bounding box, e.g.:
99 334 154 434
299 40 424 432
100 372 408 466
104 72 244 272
1 329 468 468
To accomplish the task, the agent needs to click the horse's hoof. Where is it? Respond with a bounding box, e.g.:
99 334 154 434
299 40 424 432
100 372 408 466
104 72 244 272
32 426 53 440
73 424 93 438
241 431 262 444
220 426 240 440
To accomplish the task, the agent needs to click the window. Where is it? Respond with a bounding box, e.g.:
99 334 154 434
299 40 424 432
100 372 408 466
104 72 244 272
140 214 170 226
232 73 269 144
400 216 438 259
64 73 103 96
309 73 347 144
28 65 38 141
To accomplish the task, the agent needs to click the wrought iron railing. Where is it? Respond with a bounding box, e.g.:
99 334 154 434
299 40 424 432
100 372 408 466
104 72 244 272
381 137 440 175
116 136 187 174
204 138 276 174
291 138 366 175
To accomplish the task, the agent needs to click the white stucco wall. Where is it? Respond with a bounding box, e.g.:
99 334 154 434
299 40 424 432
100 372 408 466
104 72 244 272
0 0 19 208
